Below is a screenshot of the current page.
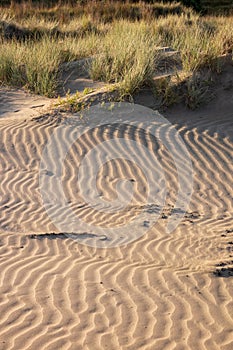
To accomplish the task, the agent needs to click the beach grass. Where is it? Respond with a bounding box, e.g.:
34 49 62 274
89 21 158 96
0 1 233 101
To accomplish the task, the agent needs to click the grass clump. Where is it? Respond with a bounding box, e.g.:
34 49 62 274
184 72 214 109
152 74 182 108
56 91 89 112
172 25 222 72
89 21 158 96
24 38 64 96
0 36 66 96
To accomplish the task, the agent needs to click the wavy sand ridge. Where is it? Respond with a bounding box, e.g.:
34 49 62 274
0 106 232 349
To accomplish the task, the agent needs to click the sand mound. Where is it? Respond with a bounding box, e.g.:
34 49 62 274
0 100 232 348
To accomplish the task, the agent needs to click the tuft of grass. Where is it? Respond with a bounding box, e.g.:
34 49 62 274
172 26 222 72
56 90 88 112
0 36 69 96
89 21 158 96
152 74 182 108
24 38 62 96
184 72 214 109
0 41 26 87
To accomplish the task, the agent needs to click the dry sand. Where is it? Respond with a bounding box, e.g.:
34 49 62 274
0 86 232 349
0 87 52 119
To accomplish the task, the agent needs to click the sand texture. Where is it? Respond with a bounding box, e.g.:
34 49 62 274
0 91 232 349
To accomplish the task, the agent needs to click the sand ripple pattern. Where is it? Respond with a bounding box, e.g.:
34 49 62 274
39 104 193 247
0 108 232 349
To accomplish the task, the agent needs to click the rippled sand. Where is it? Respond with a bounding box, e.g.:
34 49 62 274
0 98 232 349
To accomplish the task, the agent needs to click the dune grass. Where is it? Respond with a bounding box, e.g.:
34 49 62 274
0 1 233 101
1 1 186 23
0 32 102 96
89 21 158 96
153 13 232 72
0 36 67 96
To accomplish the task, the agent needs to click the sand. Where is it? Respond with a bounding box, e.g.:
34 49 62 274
0 86 232 349
0 87 52 119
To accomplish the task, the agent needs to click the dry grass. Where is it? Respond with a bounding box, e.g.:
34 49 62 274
89 21 158 95
0 36 71 96
0 1 233 101
1 1 186 23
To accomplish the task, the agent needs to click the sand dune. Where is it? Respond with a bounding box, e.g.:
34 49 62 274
0 100 232 349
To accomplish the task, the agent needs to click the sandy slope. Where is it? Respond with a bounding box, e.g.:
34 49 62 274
0 95 232 349
0 87 52 119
